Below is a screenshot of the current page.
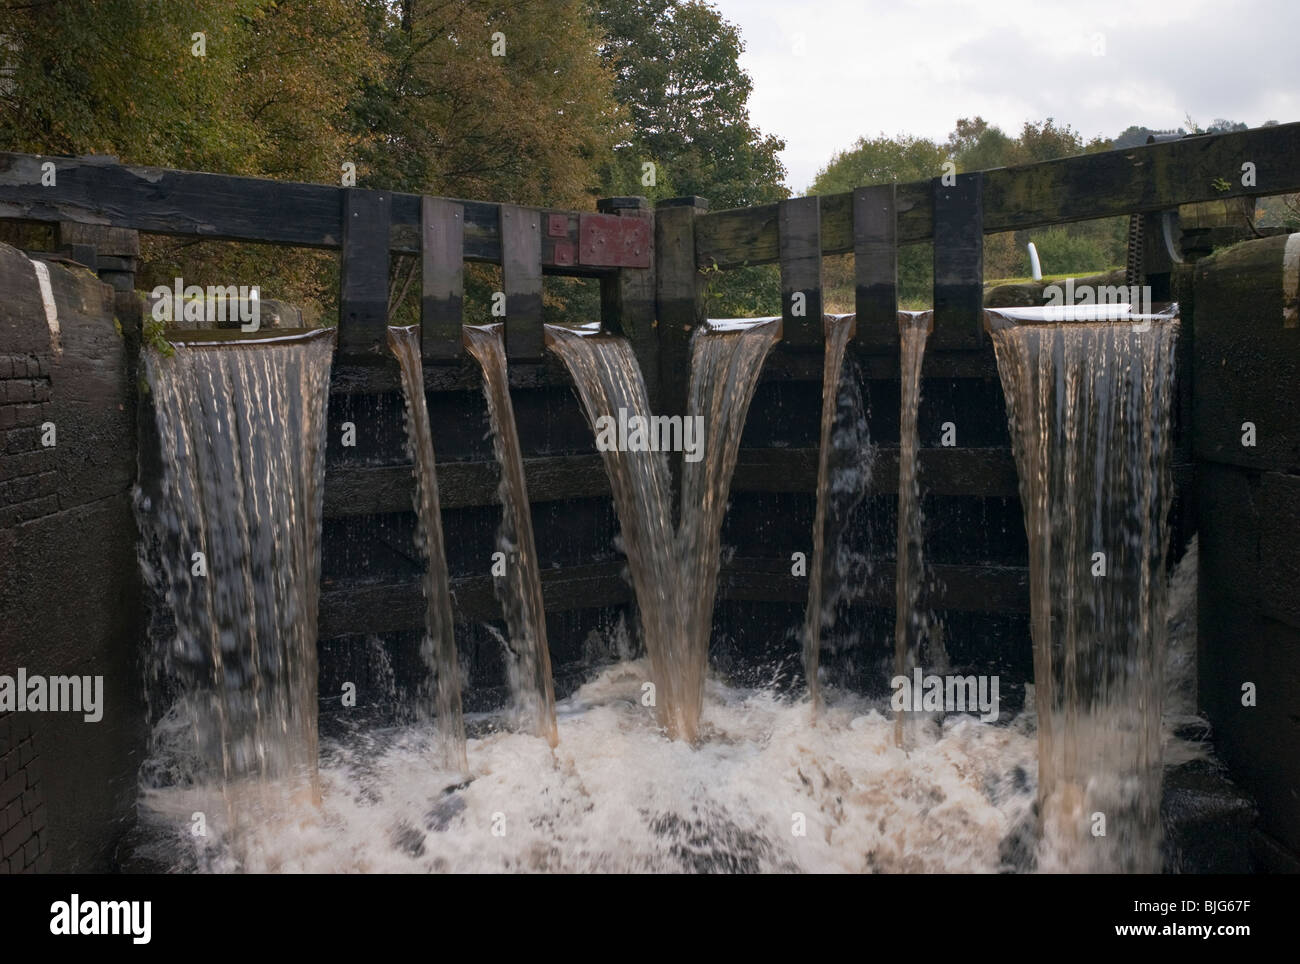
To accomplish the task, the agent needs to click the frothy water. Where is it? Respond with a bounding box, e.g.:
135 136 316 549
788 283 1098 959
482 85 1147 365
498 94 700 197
987 309 1180 872
389 325 467 772
138 332 333 808
464 324 558 745
134 660 1049 873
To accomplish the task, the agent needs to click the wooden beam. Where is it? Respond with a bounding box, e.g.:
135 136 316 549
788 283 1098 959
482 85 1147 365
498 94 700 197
420 196 464 361
692 122 1300 270
338 188 391 357
853 184 898 350
932 172 984 348
499 205 544 360
778 195 822 349
597 197 658 407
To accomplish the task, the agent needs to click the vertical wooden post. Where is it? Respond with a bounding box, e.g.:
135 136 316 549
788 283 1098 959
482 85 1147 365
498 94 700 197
932 172 984 347
421 196 464 361
597 196 657 405
779 196 823 349
499 205 544 361
655 196 708 523
339 188 392 357
852 184 898 350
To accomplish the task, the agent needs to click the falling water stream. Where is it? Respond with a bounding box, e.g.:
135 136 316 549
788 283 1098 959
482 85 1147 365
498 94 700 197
463 324 558 746
804 313 858 713
389 325 467 772
140 330 333 817
894 310 934 746
546 319 778 741
987 307 1179 872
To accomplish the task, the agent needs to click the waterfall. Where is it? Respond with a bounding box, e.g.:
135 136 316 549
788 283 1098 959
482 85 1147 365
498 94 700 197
678 319 781 736
142 330 333 804
803 313 860 713
464 323 558 746
986 307 1179 872
547 319 778 742
894 310 933 746
389 325 467 773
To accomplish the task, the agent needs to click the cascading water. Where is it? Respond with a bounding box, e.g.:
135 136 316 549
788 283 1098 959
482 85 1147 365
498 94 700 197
986 306 1179 872
678 319 782 737
803 313 860 712
547 319 778 742
389 325 467 772
463 323 558 746
894 310 933 746
140 330 333 810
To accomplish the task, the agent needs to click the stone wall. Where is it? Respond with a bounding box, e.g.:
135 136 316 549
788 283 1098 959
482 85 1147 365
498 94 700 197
0 241 145 872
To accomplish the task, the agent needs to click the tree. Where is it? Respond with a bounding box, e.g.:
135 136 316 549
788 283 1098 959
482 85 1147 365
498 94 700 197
589 0 787 208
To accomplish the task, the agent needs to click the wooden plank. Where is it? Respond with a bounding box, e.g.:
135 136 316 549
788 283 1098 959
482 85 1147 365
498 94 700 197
420 196 464 361
499 205 544 361
778 195 822 349
319 562 634 636
692 122 1300 270
597 197 658 407
932 172 984 348
338 188 391 357
718 558 1029 612
853 184 898 349
322 446 1021 518
0 153 611 274
324 454 612 517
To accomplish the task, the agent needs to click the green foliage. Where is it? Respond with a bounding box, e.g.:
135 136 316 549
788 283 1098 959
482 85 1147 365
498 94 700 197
1019 227 1111 277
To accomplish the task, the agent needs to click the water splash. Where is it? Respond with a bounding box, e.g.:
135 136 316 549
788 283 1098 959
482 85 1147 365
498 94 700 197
140 331 333 809
389 325 467 772
986 308 1179 872
895 310 934 746
463 323 558 746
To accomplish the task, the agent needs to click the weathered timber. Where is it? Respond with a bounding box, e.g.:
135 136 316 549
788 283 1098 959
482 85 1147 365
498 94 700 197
319 562 633 636
324 454 611 517
692 123 1300 270
853 184 898 349
932 173 984 348
0 152 613 272
598 197 658 407
338 188 391 357
421 196 464 361
778 196 823 348
719 557 1029 612
500 205 544 360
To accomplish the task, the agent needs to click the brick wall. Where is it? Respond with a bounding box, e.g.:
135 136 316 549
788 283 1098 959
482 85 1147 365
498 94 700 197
0 711 51 873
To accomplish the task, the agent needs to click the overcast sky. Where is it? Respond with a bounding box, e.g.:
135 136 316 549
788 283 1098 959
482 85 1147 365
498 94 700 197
710 0 1300 193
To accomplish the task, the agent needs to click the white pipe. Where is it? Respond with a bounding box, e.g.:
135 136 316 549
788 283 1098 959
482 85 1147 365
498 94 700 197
1027 242 1042 281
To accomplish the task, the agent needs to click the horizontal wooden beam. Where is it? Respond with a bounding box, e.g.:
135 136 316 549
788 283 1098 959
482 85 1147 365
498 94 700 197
324 454 610 517
319 554 1030 637
720 558 1029 612
0 153 612 272
324 446 1021 517
694 122 1300 270
319 563 633 637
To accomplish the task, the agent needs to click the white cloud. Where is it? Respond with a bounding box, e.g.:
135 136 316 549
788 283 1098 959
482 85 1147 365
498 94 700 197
710 0 1298 192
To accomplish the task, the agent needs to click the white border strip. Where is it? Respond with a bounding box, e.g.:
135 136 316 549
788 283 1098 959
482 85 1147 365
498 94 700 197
29 257 62 354
1283 233 1300 329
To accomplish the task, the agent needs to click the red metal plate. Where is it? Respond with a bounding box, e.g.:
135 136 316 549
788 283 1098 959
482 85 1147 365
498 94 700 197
552 240 575 266
578 213 651 268
547 213 569 238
